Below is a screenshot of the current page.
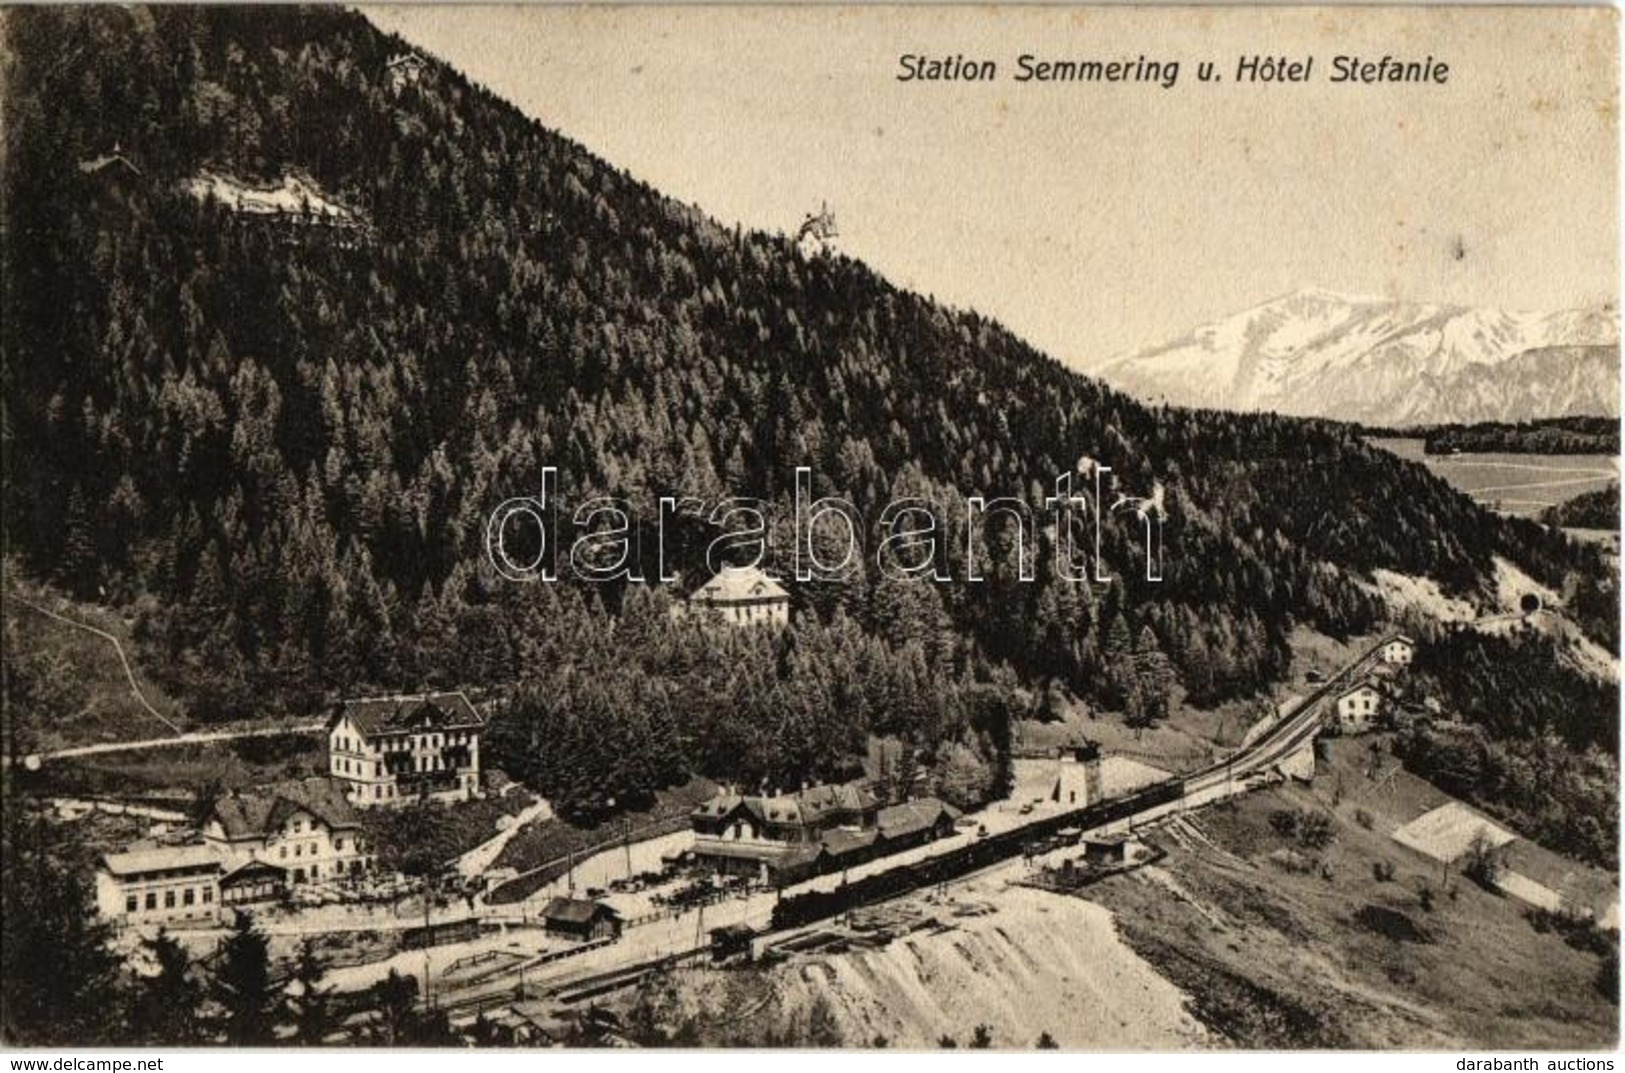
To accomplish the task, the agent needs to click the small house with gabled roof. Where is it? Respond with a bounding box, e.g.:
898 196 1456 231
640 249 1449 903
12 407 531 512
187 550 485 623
1331 678 1385 735
875 797 960 848
1380 634 1416 667
688 565 790 627
540 897 622 942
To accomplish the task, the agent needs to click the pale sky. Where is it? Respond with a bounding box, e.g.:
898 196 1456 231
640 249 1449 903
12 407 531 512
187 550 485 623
362 5 1618 367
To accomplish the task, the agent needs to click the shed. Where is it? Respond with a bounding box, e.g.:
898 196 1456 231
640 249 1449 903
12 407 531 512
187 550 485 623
710 923 756 962
1081 837 1131 866
541 897 622 942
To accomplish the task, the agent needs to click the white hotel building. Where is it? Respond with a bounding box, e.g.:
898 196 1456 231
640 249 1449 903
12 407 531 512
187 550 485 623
327 691 485 808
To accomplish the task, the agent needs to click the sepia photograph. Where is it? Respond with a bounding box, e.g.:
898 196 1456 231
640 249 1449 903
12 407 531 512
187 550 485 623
0 2 1619 1054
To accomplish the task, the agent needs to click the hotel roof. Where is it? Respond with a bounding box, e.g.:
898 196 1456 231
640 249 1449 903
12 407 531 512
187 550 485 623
102 843 223 877
333 690 484 738
692 781 879 827
690 566 790 605
209 776 363 840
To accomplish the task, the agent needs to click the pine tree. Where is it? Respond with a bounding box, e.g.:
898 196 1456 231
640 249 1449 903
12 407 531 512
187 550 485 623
58 485 102 599
895 745 921 803
210 912 276 1044
290 939 334 1045
132 928 204 1044
1101 611 1135 710
368 969 419 1045
0 796 127 1044
1129 625 1176 729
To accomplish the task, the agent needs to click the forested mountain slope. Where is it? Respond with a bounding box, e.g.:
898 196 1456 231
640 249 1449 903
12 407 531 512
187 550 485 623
2 7 1614 806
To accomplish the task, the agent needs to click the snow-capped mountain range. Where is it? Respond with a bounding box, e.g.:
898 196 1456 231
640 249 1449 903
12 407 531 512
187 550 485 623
1089 288 1619 426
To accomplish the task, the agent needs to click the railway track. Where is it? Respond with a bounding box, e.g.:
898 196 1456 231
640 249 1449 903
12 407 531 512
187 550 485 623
415 632 1411 1021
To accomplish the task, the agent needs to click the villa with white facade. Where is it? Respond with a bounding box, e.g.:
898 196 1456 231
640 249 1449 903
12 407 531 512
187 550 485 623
327 691 485 808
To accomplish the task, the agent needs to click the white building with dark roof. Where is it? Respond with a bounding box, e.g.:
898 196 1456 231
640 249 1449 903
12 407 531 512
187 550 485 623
327 691 485 808
95 777 372 924
1380 635 1416 667
690 782 956 883
201 776 372 884
688 565 790 627
1332 678 1385 735
95 843 224 927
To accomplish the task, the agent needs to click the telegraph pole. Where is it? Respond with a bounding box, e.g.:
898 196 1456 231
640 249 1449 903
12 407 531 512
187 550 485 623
422 870 433 1010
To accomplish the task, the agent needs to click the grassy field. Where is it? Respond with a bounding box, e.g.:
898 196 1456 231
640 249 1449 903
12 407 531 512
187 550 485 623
1014 627 1375 773
1086 737 1618 1048
359 788 540 874
1369 437 1618 518
487 775 718 902
5 576 190 752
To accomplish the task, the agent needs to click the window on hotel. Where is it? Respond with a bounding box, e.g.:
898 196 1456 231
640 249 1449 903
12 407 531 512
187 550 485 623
164 890 176 908
184 888 195 906
126 895 137 913
203 889 213 903
145 892 156 910
279 846 287 859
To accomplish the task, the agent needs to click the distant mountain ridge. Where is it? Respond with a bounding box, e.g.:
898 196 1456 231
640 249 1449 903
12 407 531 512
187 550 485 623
1091 288 1619 426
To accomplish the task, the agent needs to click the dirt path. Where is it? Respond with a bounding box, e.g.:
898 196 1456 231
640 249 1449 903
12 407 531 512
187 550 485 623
456 796 554 878
23 720 326 763
10 594 183 737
